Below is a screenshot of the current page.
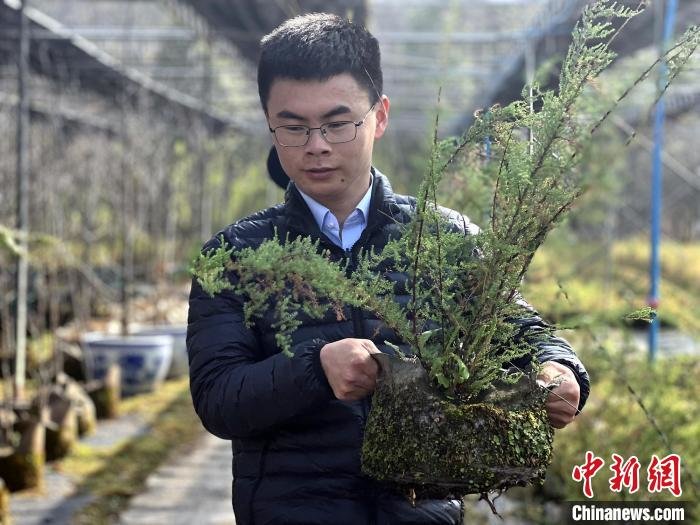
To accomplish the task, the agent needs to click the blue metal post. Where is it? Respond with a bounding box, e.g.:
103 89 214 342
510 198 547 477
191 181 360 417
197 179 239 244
649 0 678 361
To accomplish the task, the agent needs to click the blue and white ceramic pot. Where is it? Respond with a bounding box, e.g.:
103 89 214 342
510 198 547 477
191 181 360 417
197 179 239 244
81 333 173 396
134 325 188 378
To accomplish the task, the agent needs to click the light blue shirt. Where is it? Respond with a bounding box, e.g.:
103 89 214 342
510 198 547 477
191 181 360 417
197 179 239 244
297 175 373 250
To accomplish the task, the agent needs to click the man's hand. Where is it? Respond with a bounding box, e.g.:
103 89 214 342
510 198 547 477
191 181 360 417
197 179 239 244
320 338 380 401
537 361 580 429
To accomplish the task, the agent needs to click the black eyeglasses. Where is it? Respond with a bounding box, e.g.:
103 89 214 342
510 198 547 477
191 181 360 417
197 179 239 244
269 103 376 148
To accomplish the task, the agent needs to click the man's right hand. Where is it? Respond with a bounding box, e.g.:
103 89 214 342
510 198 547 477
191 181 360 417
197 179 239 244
320 338 381 401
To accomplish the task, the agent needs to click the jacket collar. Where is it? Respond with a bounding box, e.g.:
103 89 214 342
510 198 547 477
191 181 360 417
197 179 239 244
283 168 401 239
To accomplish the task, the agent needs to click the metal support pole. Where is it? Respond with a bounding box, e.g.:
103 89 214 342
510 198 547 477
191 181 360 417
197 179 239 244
119 4 135 336
649 0 678 361
14 0 30 401
198 38 213 241
525 39 535 156
119 95 131 336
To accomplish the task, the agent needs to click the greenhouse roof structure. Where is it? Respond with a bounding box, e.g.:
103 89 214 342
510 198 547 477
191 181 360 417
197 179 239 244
370 0 700 137
0 0 247 134
0 0 698 139
174 0 367 61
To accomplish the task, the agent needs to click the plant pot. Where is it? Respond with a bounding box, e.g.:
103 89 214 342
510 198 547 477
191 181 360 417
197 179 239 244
0 479 9 523
56 374 97 436
361 354 553 498
134 324 188 378
81 333 173 396
43 393 78 461
87 363 121 419
0 416 45 492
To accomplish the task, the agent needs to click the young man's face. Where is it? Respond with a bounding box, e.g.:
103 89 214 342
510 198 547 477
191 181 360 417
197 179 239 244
265 73 390 216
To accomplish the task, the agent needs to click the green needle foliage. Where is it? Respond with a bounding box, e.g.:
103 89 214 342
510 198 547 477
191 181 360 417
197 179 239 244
0 224 26 257
191 1 699 400
624 306 657 324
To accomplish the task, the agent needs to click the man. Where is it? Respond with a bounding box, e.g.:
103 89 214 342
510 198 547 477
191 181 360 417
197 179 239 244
187 13 589 525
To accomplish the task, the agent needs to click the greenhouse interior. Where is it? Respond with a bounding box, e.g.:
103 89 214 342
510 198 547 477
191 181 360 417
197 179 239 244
0 0 699 523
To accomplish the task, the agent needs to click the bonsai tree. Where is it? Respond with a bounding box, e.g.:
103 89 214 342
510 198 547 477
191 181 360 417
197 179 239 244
191 0 699 499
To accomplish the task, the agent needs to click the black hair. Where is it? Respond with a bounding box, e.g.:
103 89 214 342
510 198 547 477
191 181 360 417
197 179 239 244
266 146 289 189
257 13 382 112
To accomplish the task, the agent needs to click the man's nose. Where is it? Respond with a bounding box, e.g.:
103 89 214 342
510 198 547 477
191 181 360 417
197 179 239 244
304 127 331 153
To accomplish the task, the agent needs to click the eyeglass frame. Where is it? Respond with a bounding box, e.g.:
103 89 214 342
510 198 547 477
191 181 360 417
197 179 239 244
268 102 377 148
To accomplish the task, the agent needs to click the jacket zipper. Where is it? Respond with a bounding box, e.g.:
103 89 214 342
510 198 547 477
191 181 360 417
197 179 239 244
345 246 377 524
345 247 366 340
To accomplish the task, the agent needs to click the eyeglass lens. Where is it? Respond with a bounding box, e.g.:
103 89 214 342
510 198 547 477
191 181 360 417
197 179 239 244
275 122 357 147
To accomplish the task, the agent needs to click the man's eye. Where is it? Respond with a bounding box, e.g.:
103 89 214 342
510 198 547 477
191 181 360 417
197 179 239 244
325 121 351 131
283 126 308 134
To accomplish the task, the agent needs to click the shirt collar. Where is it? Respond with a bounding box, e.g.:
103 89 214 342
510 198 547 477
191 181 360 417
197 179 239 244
297 174 374 231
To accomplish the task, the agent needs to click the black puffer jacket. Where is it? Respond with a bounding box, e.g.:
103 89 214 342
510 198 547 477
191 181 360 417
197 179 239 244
187 171 590 525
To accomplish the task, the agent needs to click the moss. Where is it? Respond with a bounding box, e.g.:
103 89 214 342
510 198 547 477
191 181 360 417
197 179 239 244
522 238 700 334
90 385 119 420
0 452 45 492
361 356 553 498
0 480 9 524
77 408 97 437
45 411 78 462
70 379 203 524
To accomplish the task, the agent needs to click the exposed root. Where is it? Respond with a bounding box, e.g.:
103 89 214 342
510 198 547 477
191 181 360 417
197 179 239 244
479 492 503 518
492 487 506 504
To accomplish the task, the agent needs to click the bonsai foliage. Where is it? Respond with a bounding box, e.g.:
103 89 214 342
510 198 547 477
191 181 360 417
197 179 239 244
191 1 699 400
191 235 406 355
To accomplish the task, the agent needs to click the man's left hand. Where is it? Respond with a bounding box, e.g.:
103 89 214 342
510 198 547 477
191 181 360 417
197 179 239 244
537 361 580 429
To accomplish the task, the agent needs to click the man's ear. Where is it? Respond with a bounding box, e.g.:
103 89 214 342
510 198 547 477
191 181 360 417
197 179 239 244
373 95 390 140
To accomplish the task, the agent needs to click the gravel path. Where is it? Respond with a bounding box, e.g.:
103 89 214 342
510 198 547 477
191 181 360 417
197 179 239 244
10 413 149 525
118 432 235 525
